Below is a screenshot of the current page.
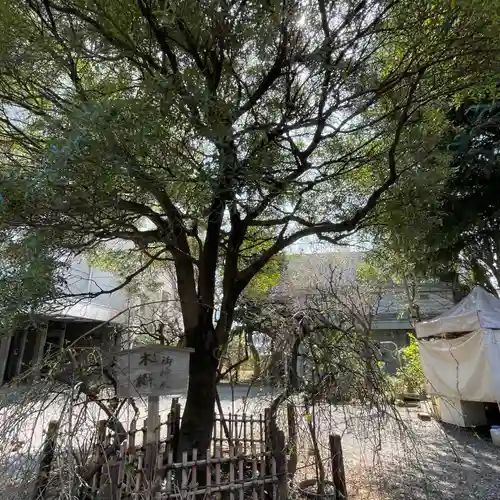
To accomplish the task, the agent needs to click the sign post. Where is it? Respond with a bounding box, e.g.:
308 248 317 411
144 395 160 481
114 345 193 476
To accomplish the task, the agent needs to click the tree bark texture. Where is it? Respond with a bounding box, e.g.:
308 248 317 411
178 321 219 457
247 330 261 380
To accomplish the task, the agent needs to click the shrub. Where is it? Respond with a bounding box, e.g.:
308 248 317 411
396 334 425 396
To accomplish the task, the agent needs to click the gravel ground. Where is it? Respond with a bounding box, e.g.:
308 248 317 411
1 385 499 499
327 406 500 500
220 387 500 500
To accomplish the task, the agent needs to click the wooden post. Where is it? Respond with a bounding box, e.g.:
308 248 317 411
265 407 287 500
58 323 67 352
32 420 59 500
0 333 13 386
275 430 288 500
15 328 28 378
171 398 181 459
263 409 270 452
145 395 160 481
92 420 107 495
32 323 48 379
329 434 347 500
287 403 298 478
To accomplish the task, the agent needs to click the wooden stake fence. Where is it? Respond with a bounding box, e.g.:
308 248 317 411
159 446 277 499
212 412 268 455
31 401 284 500
84 402 279 500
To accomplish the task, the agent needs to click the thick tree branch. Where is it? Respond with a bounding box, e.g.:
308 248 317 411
234 12 288 119
237 68 425 290
137 0 179 73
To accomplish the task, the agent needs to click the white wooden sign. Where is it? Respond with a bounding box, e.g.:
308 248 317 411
115 345 193 398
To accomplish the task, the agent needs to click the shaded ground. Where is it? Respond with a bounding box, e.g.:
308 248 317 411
335 407 500 500
184 385 500 499
1 384 499 499
194 386 500 500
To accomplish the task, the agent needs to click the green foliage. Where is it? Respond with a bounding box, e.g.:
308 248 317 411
355 1 500 296
247 260 281 298
0 1 499 448
396 334 425 396
87 245 166 299
356 261 388 284
0 1 496 301
0 231 65 333
240 228 284 300
426 99 500 292
370 89 500 296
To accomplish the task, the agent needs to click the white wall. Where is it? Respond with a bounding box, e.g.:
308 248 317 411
62 257 131 323
61 257 180 328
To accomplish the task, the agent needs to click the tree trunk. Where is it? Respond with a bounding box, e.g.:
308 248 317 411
247 330 261 380
178 323 219 457
402 274 420 323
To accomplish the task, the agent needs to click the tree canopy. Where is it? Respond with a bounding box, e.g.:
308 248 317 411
368 86 500 298
1 0 499 450
427 98 500 294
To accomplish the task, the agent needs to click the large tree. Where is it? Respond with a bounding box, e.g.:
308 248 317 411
427 98 500 294
368 88 500 297
0 0 498 451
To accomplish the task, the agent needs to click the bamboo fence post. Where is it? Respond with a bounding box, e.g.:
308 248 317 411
259 443 266 500
213 413 218 456
251 445 258 500
220 413 224 453
101 431 112 492
271 455 277 500
165 449 173 497
234 413 239 451
117 441 126 500
128 419 137 456
192 448 198 491
91 420 107 496
238 451 245 500
154 452 163 499
172 399 181 459
162 411 173 470
259 413 265 454
215 446 222 494
242 413 247 455
275 431 287 500
126 419 137 493
133 453 143 500
142 419 147 454
229 445 235 500
287 403 298 478
249 415 254 455
181 451 188 498
145 396 160 482
206 448 212 497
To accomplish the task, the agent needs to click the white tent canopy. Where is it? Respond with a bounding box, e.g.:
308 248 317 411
417 286 500 403
416 286 500 338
